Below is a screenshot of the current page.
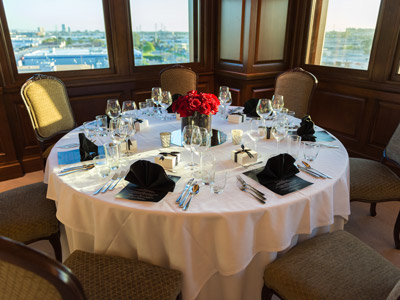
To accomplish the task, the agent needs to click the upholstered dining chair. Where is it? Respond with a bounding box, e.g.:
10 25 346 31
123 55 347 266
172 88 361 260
262 230 400 300
160 64 197 96
350 122 400 249
0 236 183 300
274 67 318 118
0 182 62 261
21 74 76 165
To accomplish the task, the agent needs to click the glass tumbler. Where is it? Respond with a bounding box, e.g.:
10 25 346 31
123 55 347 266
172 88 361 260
211 171 227 194
303 142 320 161
93 155 111 178
104 142 120 170
83 121 96 138
201 153 216 185
287 135 302 160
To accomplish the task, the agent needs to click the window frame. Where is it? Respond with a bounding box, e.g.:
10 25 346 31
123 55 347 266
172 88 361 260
301 0 384 80
0 0 116 82
127 0 203 73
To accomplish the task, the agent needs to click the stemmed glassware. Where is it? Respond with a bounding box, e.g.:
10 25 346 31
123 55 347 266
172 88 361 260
182 125 201 170
219 86 230 119
271 115 289 153
151 87 163 118
192 128 212 181
160 91 172 120
247 118 266 159
109 117 129 145
106 99 121 120
272 94 284 114
122 100 137 118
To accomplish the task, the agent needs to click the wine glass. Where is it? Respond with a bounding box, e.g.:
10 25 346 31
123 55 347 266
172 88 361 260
247 118 265 159
122 100 137 118
121 116 136 156
271 115 289 153
110 117 128 145
160 91 172 120
192 128 211 181
272 94 284 114
182 125 201 170
151 87 162 117
219 86 230 119
256 99 274 120
106 99 121 120
223 91 232 117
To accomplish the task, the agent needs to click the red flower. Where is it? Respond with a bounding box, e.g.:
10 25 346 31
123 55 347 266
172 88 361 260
172 90 220 116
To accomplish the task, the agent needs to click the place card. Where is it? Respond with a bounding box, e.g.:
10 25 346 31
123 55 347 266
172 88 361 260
115 175 180 202
243 167 312 196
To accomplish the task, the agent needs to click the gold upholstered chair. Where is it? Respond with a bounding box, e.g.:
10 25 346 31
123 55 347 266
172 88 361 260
160 65 197 96
0 236 183 300
350 123 400 249
262 230 400 300
21 74 76 164
0 182 62 261
274 67 318 118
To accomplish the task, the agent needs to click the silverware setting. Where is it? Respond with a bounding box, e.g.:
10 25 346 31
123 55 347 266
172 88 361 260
297 165 321 178
301 161 332 179
315 143 339 148
92 173 118 195
242 161 263 169
236 176 266 204
183 183 200 211
108 169 128 191
58 164 95 176
59 164 94 173
56 143 79 149
176 178 194 204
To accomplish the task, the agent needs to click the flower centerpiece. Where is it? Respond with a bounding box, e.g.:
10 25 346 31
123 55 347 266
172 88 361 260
172 90 220 132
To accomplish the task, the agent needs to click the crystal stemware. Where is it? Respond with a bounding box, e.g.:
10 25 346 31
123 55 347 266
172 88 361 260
122 100 137 118
106 99 121 120
247 118 265 159
272 94 284 114
151 87 162 117
182 125 201 170
271 115 289 153
192 128 212 181
160 91 172 120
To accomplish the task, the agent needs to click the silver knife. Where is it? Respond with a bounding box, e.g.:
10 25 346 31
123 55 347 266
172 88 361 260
302 161 332 179
176 178 194 203
297 165 322 178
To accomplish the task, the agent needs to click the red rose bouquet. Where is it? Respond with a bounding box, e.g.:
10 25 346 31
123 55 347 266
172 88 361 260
171 90 220 117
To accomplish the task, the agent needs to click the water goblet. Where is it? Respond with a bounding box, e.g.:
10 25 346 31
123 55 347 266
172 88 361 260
160 91 172 120
122 100 137 118
272 94 284 114
192 128 212 180
182 125 201 170
151 87 163 117
271 115 289 153
138 102 147 117
247 118 266 159
106 99 121 120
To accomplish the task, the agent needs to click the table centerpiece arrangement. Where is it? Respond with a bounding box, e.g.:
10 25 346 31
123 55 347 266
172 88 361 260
171 90 220 132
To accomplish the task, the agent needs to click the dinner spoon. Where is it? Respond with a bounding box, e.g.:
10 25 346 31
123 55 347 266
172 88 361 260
183 184 200 211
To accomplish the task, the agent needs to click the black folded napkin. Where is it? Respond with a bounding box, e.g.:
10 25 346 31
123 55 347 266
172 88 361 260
167 93 182 113
243 98 260 118
256 154 299 185
79 133 98 161
297 115 316 142
125 160 176 193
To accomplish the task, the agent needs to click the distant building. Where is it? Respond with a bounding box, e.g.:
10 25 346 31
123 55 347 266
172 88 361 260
61 24 66 33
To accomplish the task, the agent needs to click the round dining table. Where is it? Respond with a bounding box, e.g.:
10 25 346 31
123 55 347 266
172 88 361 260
44 112 350 300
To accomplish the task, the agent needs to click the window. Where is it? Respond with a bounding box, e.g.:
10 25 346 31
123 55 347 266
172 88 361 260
306 0 381 70
3 0 109 73
130 0 196 66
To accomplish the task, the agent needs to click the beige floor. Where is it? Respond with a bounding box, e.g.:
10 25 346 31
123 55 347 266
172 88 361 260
2 171 399 268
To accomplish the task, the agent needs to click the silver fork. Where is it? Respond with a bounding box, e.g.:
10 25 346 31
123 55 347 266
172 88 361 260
100 173 119 193
108 169 127 191
236 181 266 204
236 175 265 198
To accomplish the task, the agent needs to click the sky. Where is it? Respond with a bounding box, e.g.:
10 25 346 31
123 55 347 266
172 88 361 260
325 0 381 31
3 0 189 32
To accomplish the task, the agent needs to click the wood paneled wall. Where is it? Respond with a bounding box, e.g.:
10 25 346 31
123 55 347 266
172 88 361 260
1 0 400 180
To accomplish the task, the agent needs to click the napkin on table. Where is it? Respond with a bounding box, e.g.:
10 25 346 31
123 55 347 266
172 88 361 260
296 115 316 142
125 160 176 193
243 98 260 118
256 154 299 185
79 133 99 161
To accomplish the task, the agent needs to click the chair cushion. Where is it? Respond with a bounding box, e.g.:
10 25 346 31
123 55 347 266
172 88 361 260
0 182 59 243
64 250 182 300
0 260 62 300
350 157 400 201
264 230 400 300
387 279 400 300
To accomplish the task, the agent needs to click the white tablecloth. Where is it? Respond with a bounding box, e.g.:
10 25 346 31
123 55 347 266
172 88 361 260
45 114 350 300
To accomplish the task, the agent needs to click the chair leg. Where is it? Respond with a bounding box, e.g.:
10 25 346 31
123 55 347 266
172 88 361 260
370 203 377 216
394 209 400 250
49 231 62 262
176 292 182 300
261 285 274 300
